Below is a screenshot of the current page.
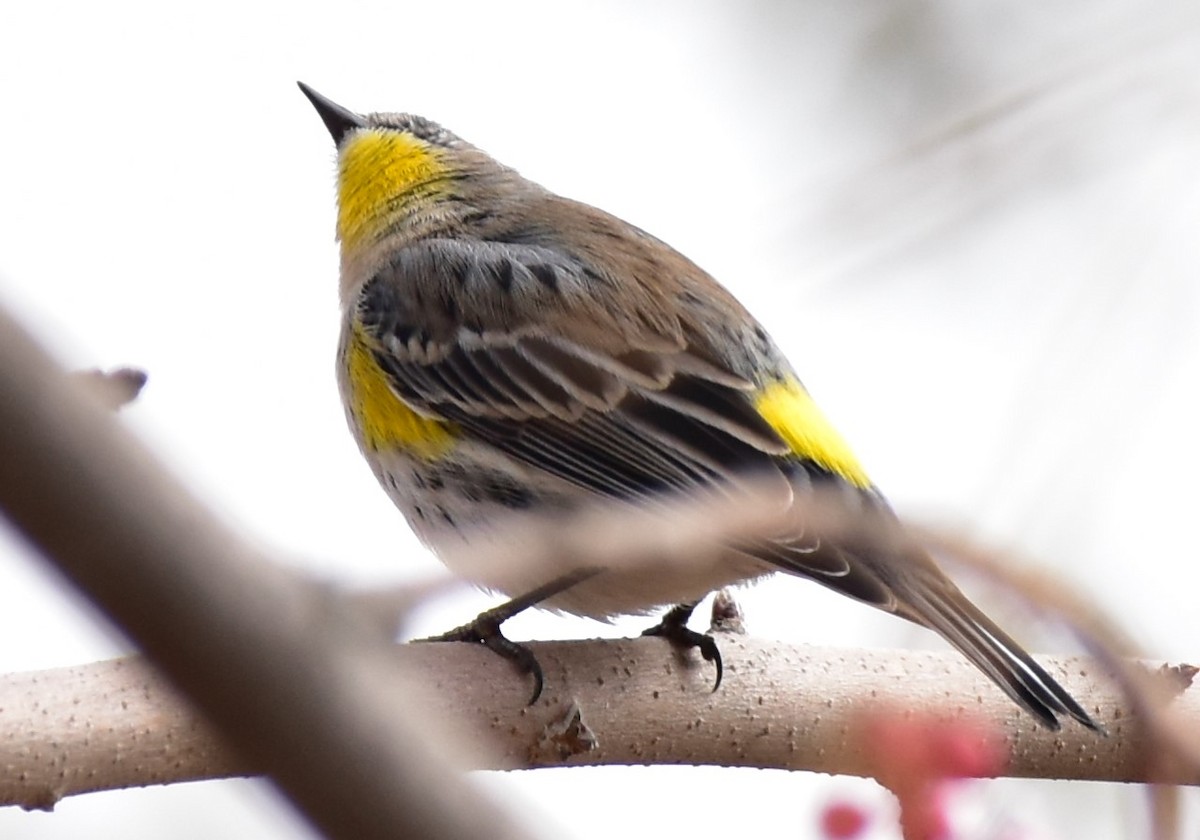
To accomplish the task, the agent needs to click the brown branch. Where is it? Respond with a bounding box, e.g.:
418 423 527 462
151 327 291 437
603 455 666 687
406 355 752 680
1 636 1195 809
0 658 241 810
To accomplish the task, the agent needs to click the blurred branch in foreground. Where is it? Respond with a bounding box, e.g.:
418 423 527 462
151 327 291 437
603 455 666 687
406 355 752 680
0 302 539 840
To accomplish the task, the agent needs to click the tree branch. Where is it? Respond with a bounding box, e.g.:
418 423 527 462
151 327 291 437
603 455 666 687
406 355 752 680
1 635 1195 810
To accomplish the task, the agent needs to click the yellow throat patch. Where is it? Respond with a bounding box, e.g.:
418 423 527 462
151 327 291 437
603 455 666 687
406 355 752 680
345 325 456 458
337 128 450 252
754 378 871 488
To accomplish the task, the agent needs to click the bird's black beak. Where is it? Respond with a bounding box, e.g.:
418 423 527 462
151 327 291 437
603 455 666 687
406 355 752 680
297 82 366 146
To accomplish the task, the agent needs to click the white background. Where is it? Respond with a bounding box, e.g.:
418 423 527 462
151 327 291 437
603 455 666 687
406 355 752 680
2 1 1199 837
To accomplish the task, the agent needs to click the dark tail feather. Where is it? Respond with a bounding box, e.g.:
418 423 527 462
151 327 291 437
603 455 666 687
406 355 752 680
912 585 1103 732
753 524 1102 731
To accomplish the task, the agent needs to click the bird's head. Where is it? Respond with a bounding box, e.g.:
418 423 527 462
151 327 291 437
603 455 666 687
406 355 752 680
297 82 501 262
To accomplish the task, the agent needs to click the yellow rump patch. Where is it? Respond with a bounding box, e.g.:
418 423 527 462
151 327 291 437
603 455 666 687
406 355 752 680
337 128 449 251
754 378 871 488
346 326 457 458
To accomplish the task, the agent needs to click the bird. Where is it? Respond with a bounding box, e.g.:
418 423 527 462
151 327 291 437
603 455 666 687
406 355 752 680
298 81 1100 731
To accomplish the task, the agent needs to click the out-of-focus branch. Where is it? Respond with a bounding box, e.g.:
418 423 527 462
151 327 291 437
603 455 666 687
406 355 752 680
1 637 1195 810
0 303 539 840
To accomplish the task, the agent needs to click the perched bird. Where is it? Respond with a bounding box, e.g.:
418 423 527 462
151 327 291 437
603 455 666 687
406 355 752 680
299 82 1099 731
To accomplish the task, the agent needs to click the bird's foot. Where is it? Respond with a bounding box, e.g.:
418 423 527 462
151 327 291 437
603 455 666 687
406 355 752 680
417 568 604 705
419 609 546 705
642 602 723 691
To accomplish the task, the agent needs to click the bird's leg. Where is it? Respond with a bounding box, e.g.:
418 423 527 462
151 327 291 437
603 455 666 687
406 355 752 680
419 567 602 704
641 601 724 691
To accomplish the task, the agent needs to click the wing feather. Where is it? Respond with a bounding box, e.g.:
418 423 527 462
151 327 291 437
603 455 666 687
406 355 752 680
520 337 627 410
451 344 548 418
488 346 586 421
437 346 524 417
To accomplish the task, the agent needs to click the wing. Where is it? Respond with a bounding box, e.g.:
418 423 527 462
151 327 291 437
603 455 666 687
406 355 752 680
353 238 876 583
357 239 784 491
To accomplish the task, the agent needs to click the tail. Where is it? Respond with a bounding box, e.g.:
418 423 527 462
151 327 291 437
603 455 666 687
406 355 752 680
904 583 1103 732
753 533 1102 731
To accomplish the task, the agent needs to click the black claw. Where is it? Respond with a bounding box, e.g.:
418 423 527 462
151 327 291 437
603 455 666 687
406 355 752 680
479 631 545 704
697 635 724 692
525 659 545 706
417 616 545 703
643 603 724 691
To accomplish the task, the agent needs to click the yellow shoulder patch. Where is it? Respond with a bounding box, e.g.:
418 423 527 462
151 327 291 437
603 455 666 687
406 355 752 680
345 325 457 458
754 377 871 488
337 128 450 251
